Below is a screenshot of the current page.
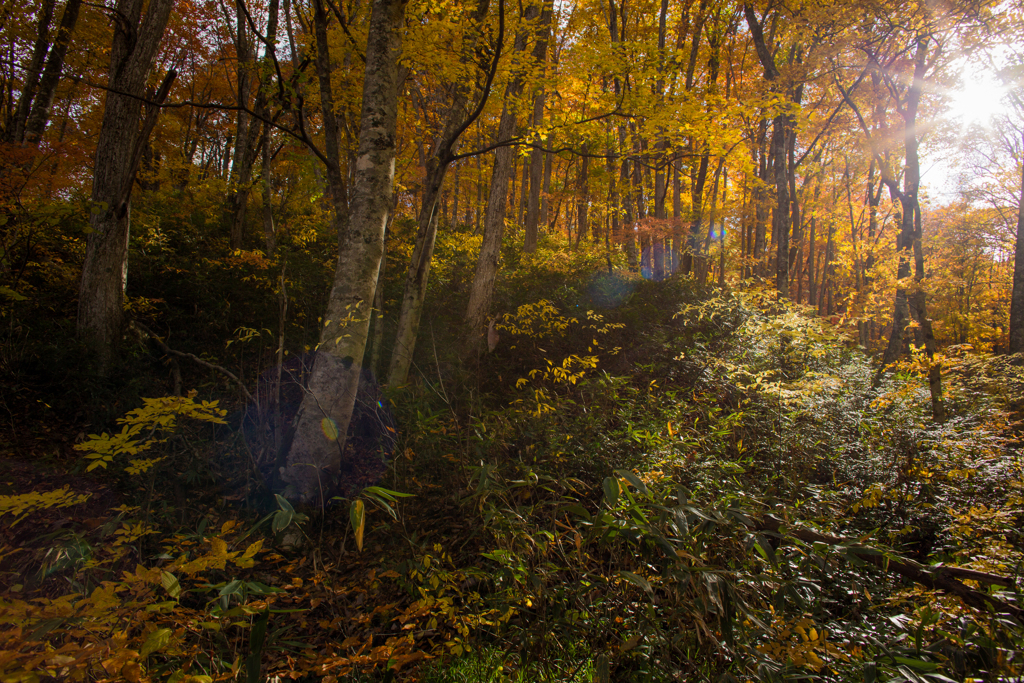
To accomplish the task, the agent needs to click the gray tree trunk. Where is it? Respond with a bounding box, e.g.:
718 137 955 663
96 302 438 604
227 0 258 250
1009 129 1024 354
387 0 496 385
76 0 175 374
464 6 537 353
524 90 546 252
259 0 281 253
465 102 518 353
279 0 407 504
877 37 944 421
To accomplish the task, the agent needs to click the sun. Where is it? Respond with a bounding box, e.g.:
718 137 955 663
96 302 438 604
947 67 1009 131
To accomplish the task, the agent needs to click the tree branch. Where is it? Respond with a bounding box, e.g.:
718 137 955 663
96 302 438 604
133 321 255 404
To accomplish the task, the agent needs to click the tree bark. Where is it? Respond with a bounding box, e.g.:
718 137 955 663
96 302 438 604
76 0 175 374
576 142 590 247
1010 128 1024 354
23 0 82 144
464 5 537 353
260 0 281 253
524 86 547 252
387 0 500 385
226 0 259 250
279 0 407 504
522 0 551 254
875 37 944 419
9 0 55 143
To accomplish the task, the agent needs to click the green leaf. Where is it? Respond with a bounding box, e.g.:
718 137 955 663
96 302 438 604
562 503 592 521
751 534 777 567
602 477 620 507
350 500 365 552
220 579 243 597
362 486 413 500
0 285 27 301
618 570 652 596
893 656 939 671
140 628 173 658
274 494 295 514
615 469 649 496
272 508 295 534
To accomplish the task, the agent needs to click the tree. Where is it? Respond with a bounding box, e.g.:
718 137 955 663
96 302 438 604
278 0 408 504
463 2 541 354
387 0 504 386
76 0 176 374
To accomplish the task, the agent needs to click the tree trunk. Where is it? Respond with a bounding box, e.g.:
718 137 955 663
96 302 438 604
279 0 407 504
576 142 590 246
76 0 175 374
261 126 277 253
9 0 55 143
877 37 944 421
226 0 258 251
524 88 547 252
672 157 682 273
464 4 537 353
1009 128 1024 354
465 102 517 352
387 0 500 385
23 0 82 144
260 0 281 253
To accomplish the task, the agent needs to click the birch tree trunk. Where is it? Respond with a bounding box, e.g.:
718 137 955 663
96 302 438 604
279 0 407 504
76 0 175 374
877 37 944 421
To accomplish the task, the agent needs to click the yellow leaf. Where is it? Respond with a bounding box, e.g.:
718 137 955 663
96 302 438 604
351 500 365 552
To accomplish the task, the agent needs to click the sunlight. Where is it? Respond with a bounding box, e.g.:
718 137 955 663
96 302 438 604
947 67 1009 131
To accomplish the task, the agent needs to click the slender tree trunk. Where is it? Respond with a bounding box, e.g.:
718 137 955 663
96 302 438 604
76 0 175 374
464 4 537 353
672 157 682 273
525 92 546 252
226 0 260 250
576 142 590 246
807 182 819 306
387 0 497 385
261 127 277 252
280 0 407 504
22 0 82 143
8 0 55 143
524 5 552 252
1009 129 1024 354
260 0 281 253
452 162 460 226
770 115 790 297
465 105 516 342
819 219 834 317
877 37 944 420
753 122 769 277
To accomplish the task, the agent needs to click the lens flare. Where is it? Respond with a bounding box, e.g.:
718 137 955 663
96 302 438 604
320 417 339 441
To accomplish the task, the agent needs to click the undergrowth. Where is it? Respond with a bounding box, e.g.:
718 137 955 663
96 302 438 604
2 268 1023 682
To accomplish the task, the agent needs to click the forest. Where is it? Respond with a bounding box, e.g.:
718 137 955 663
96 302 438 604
2 0 1024 679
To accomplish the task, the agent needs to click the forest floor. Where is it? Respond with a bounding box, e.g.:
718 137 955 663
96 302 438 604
2 276 1024 682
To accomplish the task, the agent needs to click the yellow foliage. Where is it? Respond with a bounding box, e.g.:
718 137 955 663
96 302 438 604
757 616 851 672
0 487 91 526
74 391 226 472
